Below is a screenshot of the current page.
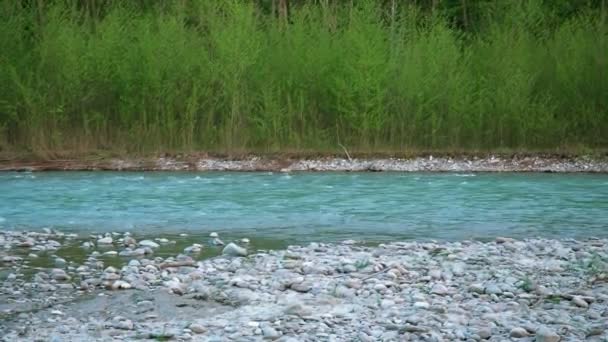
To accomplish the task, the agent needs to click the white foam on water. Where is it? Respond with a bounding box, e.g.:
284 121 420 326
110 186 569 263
113 176 145 181
325 185 334 189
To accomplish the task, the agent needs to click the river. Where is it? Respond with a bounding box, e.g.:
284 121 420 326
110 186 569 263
1 171 607 243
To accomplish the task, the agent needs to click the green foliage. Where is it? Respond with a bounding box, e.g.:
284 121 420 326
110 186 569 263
0 0 606 154
517 276 535 293
545 294 562 304
355 259 370 270
585 252 608 277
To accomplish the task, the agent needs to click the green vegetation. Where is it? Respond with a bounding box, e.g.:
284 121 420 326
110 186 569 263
0 0 606 155
517 276 536 293
355 259 370 270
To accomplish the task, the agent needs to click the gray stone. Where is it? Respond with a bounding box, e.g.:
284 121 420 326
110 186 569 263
189 323 206 334
128 259 141 267
414 302 430 309
262 326 280 340
50 268 70 281
222 243 247 257
139 240 160 248
535 326 560 342
510 327 529 338
469 283 485 294
431 284 449 295
97 237 113 244
485 284 502 295
290 282 312 293
111 280 132 290
114 319 134 330
342 264 357 273
211 237 225 246
284 303 312 317
477 327 492 339
572 296 589 308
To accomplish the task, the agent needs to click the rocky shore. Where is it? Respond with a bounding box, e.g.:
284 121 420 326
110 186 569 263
1 230 608 341
1 155 607 172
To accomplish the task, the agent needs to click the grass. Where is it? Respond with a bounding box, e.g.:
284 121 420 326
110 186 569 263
355 259 370 270
0 0 606 156
517 276 536 293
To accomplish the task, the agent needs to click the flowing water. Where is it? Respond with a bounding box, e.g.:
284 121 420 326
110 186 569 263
1 171 607 244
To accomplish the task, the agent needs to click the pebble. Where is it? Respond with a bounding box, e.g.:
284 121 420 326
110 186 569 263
114 319 134 330
431 284 449 295
290 282 312 293
572 296 589 308
477 327 492 339
262 326 280 339
50 268 70 281
54 257 67 267
111 280 132 290
535 326 560 342
469 283 485 294
484 284 502 295
189 323 206 334
510 327 530 338
414 302 430 309
97 237 113 244
139 240 160 248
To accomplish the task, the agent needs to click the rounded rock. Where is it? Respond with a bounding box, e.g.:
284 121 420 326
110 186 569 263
222 243 247 257
510 327 529 338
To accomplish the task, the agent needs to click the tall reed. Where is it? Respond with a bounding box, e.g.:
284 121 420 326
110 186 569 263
0 0 605 154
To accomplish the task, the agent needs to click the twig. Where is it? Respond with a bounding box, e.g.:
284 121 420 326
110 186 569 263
361 267 391 281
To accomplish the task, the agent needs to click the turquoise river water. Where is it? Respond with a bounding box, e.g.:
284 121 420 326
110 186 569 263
0 172 607 243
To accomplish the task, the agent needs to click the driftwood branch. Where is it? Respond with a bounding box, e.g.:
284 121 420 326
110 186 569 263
338 143 353 162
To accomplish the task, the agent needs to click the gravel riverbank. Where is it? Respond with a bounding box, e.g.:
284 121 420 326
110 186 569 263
1 230 607 341
1 155 607 172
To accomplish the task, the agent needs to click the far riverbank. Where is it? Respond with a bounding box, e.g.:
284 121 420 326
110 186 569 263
1 154 608 172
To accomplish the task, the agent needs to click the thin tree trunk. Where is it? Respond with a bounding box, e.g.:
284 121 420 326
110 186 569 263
278 0 289 27
432 0 439 14
461 0 469 30
601 0 606 110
